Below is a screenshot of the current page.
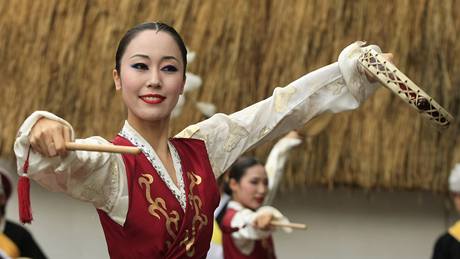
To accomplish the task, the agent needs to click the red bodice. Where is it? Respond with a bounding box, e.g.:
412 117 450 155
221 208 276 259
97 136 220 259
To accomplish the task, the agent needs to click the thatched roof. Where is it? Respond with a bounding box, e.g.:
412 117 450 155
1 0 459 192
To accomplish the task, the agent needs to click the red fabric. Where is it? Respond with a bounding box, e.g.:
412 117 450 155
18 147 33 224
221 208 276 259
97 136 220 259
18 176 32 224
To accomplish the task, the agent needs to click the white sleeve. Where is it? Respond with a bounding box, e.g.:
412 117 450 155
176 42 380 178
264 137 302 205
14 111 128 225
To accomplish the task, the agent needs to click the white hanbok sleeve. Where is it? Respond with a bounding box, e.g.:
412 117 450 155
14 111 128 225
264 137 302 205
176 42 380 178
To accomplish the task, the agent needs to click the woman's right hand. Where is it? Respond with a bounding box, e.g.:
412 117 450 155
29 118 71 157
253 211 274 231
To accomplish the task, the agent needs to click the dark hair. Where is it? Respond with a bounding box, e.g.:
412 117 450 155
115 22 187 77
223 156 262 196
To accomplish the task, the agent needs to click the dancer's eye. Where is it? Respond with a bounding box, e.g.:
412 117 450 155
131 63 149 70
162 65 178 72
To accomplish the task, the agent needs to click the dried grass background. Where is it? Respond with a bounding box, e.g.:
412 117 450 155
1 0 459 192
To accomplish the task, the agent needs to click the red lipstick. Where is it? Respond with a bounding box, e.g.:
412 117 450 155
255 197 264 204
139 94 166 104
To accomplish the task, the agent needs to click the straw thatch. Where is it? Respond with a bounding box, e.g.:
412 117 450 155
1 0 459 192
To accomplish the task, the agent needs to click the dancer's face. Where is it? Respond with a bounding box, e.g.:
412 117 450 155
230 164 268 210
113 30 185 125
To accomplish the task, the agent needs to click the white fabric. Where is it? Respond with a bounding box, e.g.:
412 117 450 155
206 242 223 259
196 102 217 118
214 193 231 218
264 137 302 205
449 164 460 192
338 41 382 104
14 42 380 226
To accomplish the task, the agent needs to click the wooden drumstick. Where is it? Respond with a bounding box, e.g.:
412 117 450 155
270 221 307 230
65 142 141 155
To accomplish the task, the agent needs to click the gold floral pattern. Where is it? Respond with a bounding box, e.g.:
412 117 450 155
223 121 248 152
138 174 180 247
138 171 208 257
175 125 200 138
180 172 209 256
274 85 296 113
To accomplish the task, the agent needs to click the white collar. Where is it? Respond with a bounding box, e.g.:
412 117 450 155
119 121 186 211
227 200 245 211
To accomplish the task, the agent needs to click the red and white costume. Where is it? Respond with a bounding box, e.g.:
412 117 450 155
221 202 288 259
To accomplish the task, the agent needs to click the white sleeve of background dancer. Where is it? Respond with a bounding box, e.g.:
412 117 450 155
14 111 128 225
264 137 302 205
176 42 381 177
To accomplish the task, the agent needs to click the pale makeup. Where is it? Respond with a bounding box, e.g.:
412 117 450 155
113 30 185 129
230 164 269 210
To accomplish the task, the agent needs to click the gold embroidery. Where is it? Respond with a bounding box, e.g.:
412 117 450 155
224 122 248 152
325 79 344 95
180 172 208 257
274 86 296 113
138 174 180 245
175 125 200 138
138 171 208 257
179 230 196 256
259 126 271 138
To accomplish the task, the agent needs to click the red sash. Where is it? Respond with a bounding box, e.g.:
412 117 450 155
97 136 219 258
221 208 276 259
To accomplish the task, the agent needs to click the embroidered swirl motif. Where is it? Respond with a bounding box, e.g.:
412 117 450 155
179 172 208 257
139 172 207 257
138 174 180 247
